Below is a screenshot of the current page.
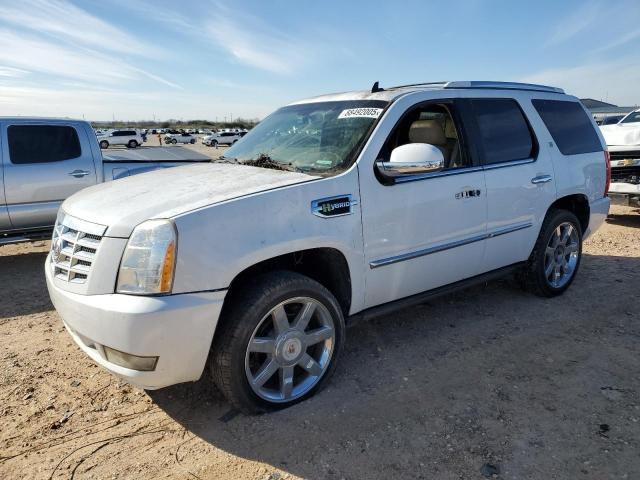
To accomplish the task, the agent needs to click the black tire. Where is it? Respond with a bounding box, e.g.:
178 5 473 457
520 208 583 297
211 140 218 147
232 139 238 144
210 271 345 414
127 140 138 148
99 140 109 149
190 139 196 144
171 138 177 144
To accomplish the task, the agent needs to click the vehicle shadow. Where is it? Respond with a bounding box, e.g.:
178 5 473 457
0 250 52 318
606 210 640 228
151 253 640 479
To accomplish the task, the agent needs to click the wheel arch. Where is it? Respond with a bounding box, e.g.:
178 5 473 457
224 247 353 318
547 193 590 234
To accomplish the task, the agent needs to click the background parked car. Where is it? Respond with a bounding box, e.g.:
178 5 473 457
164 133 196 144
596 115 625 126
97 129 144 149
202 131 241 147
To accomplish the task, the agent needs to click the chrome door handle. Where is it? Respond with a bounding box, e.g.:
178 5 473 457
68 169 90 178
531 175 552 184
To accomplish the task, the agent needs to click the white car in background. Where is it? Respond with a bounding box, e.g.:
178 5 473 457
202 131 241 147
599 109 640 206
164 133 196 144
97 129 144 149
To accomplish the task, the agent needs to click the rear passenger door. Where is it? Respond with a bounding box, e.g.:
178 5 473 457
462 97 557 272
2 122 98 230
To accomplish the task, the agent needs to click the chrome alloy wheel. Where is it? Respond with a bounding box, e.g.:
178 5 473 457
244 297 335 403
544 222 579 288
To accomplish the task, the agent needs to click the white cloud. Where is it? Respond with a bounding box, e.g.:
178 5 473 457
0 66 29 77
545 1 601 47
521 61 640 106
0 83 274 120
0 0 158 57
205 17 303 74
594 28 640 53
0 29 180 89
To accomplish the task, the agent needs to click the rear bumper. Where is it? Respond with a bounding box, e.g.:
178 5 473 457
46 256 227 389
584 197 610 240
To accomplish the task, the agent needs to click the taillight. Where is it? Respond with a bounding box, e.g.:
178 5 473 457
604 150 611 197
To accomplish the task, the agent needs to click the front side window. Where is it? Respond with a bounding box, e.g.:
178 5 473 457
471 99 535 165
8 125 81 164
224 100 388 176
377 102 469 170
532 99 602 155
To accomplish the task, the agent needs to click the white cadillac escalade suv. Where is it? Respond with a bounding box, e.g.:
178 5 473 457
46 81 610 413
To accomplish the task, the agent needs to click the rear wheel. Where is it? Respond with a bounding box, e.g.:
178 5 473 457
99 140 109 149
211 140 218 148
171 138 177 144
127 140 138 148
190 138 196 144
210 271 345 413
520 209 582 297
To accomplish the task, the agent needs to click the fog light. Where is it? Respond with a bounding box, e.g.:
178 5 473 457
103 346 158 371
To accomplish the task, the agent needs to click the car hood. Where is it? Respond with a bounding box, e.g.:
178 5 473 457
62 163 318 237
600 123 640 146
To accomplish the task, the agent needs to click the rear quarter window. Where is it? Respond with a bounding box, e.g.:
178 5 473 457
8 125 82 164
532 99 602 155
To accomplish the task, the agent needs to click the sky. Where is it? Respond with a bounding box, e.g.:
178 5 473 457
0 0 638 121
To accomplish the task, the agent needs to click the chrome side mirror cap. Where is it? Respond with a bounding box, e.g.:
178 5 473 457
376 143 445 176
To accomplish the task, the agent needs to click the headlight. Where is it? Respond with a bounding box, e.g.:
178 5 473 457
116 219 177 295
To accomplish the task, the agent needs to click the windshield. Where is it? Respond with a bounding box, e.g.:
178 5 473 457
223 100 388 175
620 111 640 124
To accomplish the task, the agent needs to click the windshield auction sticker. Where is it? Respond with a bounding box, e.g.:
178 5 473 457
338 108 383 119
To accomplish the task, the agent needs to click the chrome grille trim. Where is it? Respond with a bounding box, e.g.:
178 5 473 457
50 216 105 284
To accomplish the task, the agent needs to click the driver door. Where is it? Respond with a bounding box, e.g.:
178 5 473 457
359 99 488 308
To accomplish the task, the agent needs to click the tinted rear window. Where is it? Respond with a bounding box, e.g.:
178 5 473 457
532 100 602 155
8 125 81 164
471 99 535 164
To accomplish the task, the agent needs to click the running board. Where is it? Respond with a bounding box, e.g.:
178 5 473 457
347 262 525 325
0 230 53 245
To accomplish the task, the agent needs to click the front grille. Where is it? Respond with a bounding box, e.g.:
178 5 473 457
50 222 103 284
610 150 640 161
611 166 640 184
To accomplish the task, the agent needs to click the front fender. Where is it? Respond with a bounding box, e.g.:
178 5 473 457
171 171 365 313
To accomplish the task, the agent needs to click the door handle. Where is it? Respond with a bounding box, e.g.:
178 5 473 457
531 175 552 185
68 169 90 178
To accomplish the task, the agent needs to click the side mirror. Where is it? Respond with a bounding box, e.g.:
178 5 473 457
376 143 445 176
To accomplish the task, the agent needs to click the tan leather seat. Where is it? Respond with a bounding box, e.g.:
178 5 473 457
407 120 448 160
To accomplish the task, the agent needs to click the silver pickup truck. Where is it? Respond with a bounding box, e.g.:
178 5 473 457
0 118 210 244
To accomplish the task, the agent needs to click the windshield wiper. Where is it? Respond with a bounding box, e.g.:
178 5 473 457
213 156 238 164
240 154 301 172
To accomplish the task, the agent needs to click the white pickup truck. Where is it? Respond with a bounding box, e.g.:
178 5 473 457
599 109 640 206
46 81 610 413
0 118 210 244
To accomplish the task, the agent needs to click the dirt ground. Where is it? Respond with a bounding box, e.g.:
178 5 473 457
1 205 639 480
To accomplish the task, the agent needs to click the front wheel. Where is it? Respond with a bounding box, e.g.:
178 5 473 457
171 138 177 144
210 271 345 413
190 139 196 144
520 209 582 297
99 140 109 149
211 140 218 148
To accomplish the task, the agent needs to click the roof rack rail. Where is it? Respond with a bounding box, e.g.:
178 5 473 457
387 81 448 90
444 81 564 94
